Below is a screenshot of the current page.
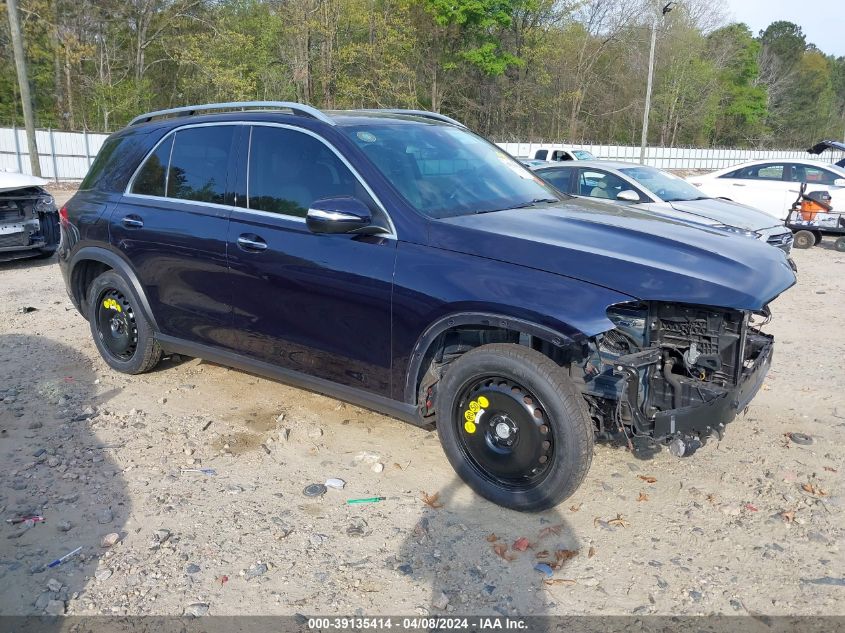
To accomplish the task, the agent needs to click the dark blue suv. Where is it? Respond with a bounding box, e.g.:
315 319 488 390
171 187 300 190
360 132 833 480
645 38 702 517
58 102 796 511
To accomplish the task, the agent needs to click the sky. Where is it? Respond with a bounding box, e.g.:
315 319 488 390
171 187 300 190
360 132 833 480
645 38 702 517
723 0 845 57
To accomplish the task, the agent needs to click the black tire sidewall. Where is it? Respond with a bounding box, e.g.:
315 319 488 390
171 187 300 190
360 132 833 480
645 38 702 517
87 271 154 374
793 230 814 249
436 344 593 512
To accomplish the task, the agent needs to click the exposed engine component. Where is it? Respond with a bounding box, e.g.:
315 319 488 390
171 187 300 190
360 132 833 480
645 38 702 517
581 301 773 443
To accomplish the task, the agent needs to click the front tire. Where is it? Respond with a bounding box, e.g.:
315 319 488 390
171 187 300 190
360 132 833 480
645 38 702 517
435 343 593 512
87 271 162 374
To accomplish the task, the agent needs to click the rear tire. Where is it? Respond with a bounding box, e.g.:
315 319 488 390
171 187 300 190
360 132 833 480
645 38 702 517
435 343 593 512
87 271 162 374
792 230 815 249
35 211 60 258
835 237 845 252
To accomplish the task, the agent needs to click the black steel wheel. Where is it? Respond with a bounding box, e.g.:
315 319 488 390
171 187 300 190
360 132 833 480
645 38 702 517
95 288 138 361
436 343 593 511
87 270 162 374
454 376 555 490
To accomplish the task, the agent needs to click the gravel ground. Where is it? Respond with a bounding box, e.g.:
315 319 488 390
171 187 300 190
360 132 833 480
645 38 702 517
0 188 843 617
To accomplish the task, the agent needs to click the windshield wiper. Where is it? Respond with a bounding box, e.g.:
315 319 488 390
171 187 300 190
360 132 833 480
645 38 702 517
472 198 559 215
510 198 559 208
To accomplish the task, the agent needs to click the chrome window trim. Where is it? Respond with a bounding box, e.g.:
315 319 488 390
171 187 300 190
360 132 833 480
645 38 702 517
123 120 397 239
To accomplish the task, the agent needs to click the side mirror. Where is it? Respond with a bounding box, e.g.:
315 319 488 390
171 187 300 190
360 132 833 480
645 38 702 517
306 197 372 234
833 178 845 187
616 189 640 203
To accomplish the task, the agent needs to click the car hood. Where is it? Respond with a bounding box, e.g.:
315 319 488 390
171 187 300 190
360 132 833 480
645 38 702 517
664 198 782 232
430 198 795 312
0 171 47 193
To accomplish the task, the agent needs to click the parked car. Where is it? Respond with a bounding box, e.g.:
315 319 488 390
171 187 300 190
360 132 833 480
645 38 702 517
533 161 794 253
688 159 845 220
807 140 845 168
519 145 596 162
58 102 795 511
0 172 60 262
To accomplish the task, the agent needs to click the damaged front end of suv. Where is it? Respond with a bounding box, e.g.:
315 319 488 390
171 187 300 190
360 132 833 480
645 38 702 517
580 301 774 450
0 174 60 262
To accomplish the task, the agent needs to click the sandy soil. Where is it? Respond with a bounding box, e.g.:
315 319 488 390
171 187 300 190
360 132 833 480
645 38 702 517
0 189 843 617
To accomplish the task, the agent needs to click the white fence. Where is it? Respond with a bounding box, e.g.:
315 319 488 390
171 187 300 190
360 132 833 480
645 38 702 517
496 142 845 171
0 125 842 181
0 126 108 180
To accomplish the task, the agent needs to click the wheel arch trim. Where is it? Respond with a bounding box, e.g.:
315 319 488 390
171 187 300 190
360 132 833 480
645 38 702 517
403 311 586 404
69 246 159 331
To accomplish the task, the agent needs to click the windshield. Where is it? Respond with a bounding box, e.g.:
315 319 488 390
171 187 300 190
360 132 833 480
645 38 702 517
343 123 562 218
573 150 595 160
620 166 705 202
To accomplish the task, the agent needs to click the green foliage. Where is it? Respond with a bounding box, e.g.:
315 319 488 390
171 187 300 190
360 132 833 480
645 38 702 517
1 1 842 148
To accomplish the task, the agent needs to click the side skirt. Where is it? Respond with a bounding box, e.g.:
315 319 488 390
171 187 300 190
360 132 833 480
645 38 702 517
156 334 426 428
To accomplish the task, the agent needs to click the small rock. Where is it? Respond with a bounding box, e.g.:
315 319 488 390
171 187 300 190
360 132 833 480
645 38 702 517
149 528 172 549
186 564 201 574
57 521 72 532
309 533 329 546
279 428 290 442
276 413 286 424
34 591 53 610
371 463 384 473
46 578 62 593
689 590 703 601
101 533 120 548
158 397 167 405
308 426 323 439
27 421 43 430
97 508 114 524
397 564 413 576
44 600 65 615
95 569 113 582
245 562 268 580
184 602 209 617
432 592 449 610
47 457 60 468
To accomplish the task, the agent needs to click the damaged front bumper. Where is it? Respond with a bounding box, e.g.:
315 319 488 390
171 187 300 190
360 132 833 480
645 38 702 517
614 330 773 438
582 302 775 442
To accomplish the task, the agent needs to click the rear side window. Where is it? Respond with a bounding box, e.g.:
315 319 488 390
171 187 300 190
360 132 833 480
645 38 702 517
538 167 574 193
167 126 235 203
247 126 364 218
131 136 173 196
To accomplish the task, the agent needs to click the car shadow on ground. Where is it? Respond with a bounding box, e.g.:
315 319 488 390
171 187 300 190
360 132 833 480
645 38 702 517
0 254 57 271
395 476 580 620
0 334 128 617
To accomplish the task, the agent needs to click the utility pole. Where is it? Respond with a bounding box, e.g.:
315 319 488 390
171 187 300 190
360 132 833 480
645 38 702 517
639 1 676 165
6 0 41 176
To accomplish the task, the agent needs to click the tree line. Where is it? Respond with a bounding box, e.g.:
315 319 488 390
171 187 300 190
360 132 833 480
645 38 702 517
1 0 843 149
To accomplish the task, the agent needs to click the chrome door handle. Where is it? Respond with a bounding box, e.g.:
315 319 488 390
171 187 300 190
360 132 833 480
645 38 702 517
237 235 268 251
122 215 144 228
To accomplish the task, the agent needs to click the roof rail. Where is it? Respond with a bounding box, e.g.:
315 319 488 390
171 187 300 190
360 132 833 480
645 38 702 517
128 101 334 127
358 109 467 128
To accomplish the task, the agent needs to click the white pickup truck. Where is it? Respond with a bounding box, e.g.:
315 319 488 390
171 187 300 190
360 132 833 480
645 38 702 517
521 145 596 163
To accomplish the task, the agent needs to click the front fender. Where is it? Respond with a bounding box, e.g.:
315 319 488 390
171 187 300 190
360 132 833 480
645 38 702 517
392 242 634 402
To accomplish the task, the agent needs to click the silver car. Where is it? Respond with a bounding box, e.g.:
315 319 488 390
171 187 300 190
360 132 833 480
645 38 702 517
532 160 793 253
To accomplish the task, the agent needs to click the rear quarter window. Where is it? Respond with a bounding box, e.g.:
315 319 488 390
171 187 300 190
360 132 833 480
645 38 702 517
78 131 157 193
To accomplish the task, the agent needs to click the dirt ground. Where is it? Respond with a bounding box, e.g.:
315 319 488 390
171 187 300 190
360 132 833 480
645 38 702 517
0 187 843 617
